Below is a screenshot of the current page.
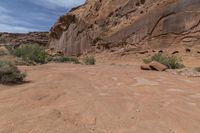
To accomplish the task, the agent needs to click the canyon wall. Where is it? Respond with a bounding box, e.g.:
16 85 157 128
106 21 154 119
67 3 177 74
49 0 200 56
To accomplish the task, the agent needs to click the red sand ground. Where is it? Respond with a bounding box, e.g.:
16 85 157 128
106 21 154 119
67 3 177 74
0 63 200 133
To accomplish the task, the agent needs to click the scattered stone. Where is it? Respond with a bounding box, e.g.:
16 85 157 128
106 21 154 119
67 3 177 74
138 50 148 54
149 61 168 71
141 61 168 71
166 68 200 77
172 51 179 54
158 50 163 53
186 48 191 52
140 64 151 70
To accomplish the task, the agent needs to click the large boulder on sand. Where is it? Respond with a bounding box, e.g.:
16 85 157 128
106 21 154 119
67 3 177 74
140 64 152 71
141 61 168 71
149 61 168 71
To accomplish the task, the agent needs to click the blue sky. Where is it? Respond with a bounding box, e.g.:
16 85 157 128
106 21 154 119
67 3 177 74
0 0 85 33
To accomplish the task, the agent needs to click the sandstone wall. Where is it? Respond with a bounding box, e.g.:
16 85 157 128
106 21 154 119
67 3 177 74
49 0 200 56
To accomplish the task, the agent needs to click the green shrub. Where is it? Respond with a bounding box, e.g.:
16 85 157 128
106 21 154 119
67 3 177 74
195 67 200 72
84 56 96 65
4 45 14 55
143 53 164 64
0 60 26 84
50 56 80 64
143 53 184 69
0 46 10 56
14 57 36 66
14 44 47 64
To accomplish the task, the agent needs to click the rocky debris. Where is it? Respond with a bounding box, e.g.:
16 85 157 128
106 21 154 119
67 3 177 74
141 61 168 71
0 32 48 46
49 0 200 56
167 68 200 77
140 64 151 70
45 48 64 56
172 51 179 55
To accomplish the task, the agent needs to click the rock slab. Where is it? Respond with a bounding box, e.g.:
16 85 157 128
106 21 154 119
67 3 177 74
149 61 168 71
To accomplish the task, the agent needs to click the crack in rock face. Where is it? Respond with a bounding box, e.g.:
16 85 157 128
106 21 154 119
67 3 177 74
49 0 200 56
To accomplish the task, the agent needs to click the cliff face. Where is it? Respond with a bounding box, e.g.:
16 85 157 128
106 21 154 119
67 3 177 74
0 32 48 46
49 0 200 56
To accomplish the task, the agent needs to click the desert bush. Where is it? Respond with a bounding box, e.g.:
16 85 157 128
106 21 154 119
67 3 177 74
4 45 14 55
14 57 36 66
84 56 96 65
143 53 184 69
50 56 80 64
195 67 200 72
14 44 47 64
0 46 10 56
0 60 26 84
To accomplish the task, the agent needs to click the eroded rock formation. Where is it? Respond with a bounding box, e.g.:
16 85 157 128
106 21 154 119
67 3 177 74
49 0 200 56
0 32 48 46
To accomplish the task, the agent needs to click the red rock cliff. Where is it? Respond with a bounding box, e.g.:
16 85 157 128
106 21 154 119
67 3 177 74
49 0 200 56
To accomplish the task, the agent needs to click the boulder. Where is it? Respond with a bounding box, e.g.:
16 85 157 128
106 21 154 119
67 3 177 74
140 64 151 70
149 61 168 71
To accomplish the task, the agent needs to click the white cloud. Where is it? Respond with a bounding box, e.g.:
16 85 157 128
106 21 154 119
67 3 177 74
0 5 40 33
0 6 10 13
32 0 85 9
0 23 38 33
0 13 34 27
0 5 35 28
0 0 86 33
43 0 85 7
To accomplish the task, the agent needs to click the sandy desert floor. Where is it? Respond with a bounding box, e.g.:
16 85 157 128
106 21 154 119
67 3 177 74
0 63 200 133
